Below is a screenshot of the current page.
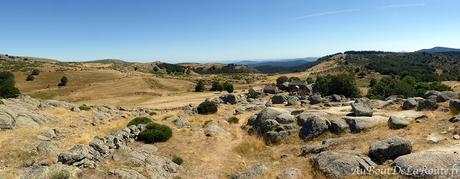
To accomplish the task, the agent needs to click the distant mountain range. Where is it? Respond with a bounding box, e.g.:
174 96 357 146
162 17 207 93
232 57 317 67
417 46 460 53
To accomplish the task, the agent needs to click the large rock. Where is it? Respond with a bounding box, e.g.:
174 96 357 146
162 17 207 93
402 98 418 110
394 150 460 177
174 118 191 128
312 150 376 178
351 98 373 117
308 94 323 105
368 136 412 164
0 106 15 129
298 115 330 141
231 163 268 179
344 116 387 133
204 122 231 138
125 144 181 178
450 99 460 112
36 142 59 156
247 107 293 144
329 118 350 134
286 96 300 106
388 116 410 129
263 86 279 94
436 91 458 102
417 99 438 110
271 95 287 104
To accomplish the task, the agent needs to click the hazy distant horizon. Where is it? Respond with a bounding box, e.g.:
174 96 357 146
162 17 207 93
1 0 459 63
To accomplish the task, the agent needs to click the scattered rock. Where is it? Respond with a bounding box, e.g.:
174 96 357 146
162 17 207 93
351 98 373 117
263 86 279 94
344 116 387 133
328 118 350 134
449 116 460 123
247 107 294 144
276 168 302 179
417 99 438 111
402 98 418 110
427 133 446 144
312 150 376 178
21 164 81 179
436 91 458 102
275 113 295 124
388 116 410 129
204 122 231 138
368 136 412 164
286 96 300 106
231 163 268 179
174 118 191 128
300 140 336 155
454 135 460 140
308 94 323 105
36 142 59 156
450 99 460 111
298 115 330 141
271 95 287 104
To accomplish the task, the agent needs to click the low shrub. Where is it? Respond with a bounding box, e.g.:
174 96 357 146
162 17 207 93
50 170 70 179
172 155 183 165
78 104 91 111
276 76 288 85
210 81 223 91
223 81 234 93
195 80 206 92
127 117 153 127
26 74 35 81
197 101 218 114
0 71 20 98
313 74 360 98
31 69 40 76
137 122 172 143
58 76 68 86
227 117 239 124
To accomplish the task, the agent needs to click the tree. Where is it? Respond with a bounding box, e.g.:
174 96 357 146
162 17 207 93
306 77 314 84
195 80 206 92
26 74 35 81
223 81 234 93
276 76 288 85
313 74 360 98
0 71 20 98
210 81 223 91
58 76 68 86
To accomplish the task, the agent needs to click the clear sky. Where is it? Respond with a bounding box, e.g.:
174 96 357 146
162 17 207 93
0 0 459 63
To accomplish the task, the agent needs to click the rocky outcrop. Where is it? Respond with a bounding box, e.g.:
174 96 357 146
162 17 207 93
351 98 373 117
231 163 268 179
450 99 460 111
263 86 279 94
21 164 81 179
247 107 295 144
58 124 145 168
436 91 458 102
329 118 350 134
308 94 323 105
0 102 56 129
368 136 412 164
286 96 300 106
312 150 376 178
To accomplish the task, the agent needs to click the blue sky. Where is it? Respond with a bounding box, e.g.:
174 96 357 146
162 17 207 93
0 0 459 63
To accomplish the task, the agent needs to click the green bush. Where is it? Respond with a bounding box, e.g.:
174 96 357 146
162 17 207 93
137 122 172 143
127 117 153 127
197 101 218 115
31 69 40 76
210 81 223 91
0 71 20 98
58 76 68 86
276 76 288 85
227 117 239 124
288 77 301 82
78 104 91 111
223 81 234 93
313 74 360 98
306 77 314 84
195 80 206 92
367 76 453 99
26 74 35 81
50 170 70 179
172 155 183 165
